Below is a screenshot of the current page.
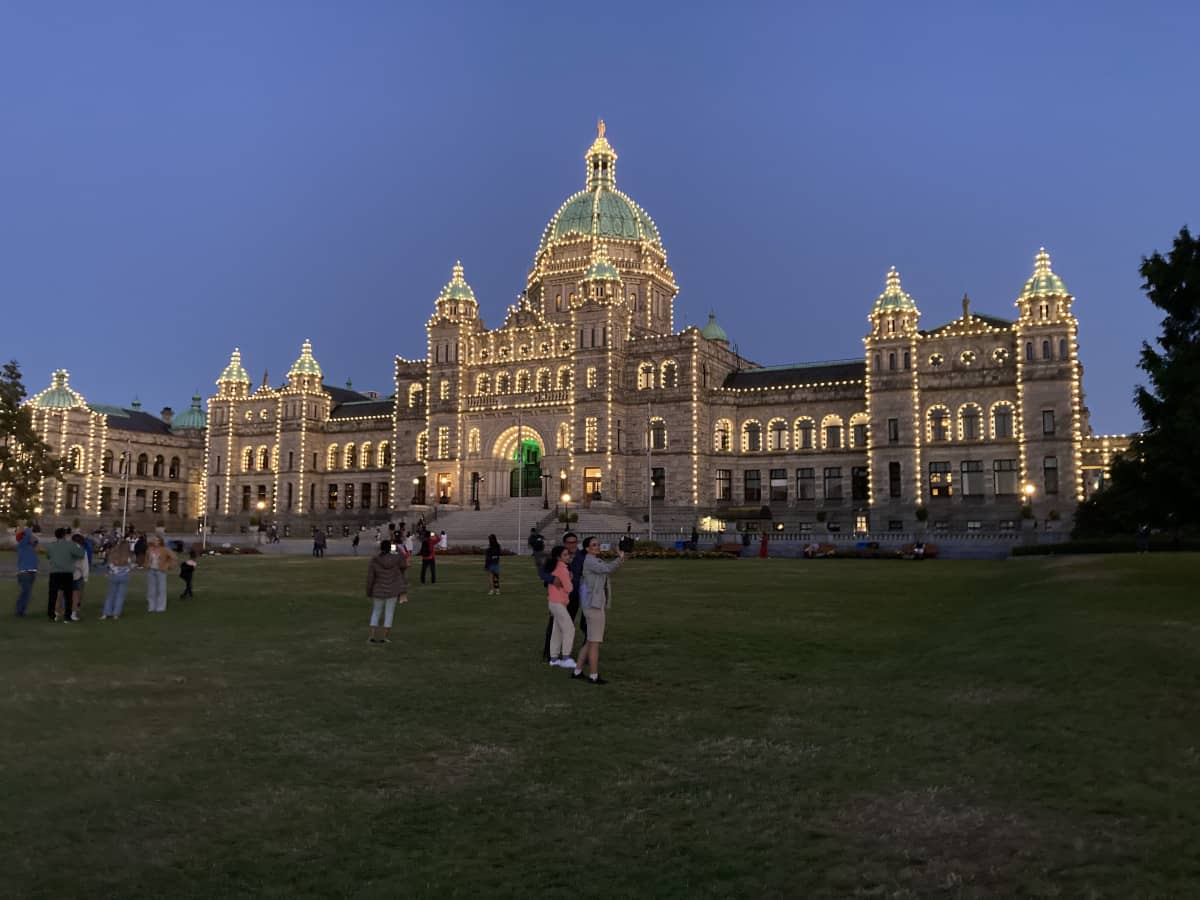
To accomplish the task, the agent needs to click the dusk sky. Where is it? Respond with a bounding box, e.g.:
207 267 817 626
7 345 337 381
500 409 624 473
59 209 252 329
3 1 1195 434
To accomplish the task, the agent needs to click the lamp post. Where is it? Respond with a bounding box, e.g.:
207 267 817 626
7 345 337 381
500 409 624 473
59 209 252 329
255 499 266 544
561 492 571 526
33 505 43 532
541 472 552 510
412 477 420 506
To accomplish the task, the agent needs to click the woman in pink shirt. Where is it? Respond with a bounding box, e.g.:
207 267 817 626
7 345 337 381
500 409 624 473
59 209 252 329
544 545 575 669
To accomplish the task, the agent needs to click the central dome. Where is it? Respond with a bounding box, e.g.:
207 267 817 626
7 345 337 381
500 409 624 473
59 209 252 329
536 121 663 256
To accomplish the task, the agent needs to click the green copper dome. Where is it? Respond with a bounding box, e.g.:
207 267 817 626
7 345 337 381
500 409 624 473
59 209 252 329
1020 248 1069 298
31 369 87 410
537 124 662 257
872 267 919 314
218 349 251 385
440 261 476 302
289 340 323 378
582 243 621 282
700 312 729 342
172 394 207 431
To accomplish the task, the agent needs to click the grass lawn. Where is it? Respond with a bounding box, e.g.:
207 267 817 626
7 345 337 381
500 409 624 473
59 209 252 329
2 552 1199 898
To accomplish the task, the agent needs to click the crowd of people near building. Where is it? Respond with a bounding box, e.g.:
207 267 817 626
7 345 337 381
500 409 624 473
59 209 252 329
12 524 199 622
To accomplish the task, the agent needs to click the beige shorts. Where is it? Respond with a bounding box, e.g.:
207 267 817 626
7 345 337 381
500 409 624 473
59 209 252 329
583 607 606 643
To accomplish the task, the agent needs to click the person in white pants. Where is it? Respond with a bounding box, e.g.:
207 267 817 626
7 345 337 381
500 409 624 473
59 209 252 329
144 535 176 613
365 539 409 644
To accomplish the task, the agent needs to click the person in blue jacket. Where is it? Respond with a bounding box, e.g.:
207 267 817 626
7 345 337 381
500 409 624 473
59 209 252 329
15 525 39 617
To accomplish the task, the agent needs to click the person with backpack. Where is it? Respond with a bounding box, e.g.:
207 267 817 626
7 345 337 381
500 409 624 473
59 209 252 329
527 526 546 568
484 534 502 595
419 530 437 584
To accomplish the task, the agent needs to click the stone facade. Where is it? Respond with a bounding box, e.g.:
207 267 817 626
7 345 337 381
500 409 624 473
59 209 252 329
22 125 1126 535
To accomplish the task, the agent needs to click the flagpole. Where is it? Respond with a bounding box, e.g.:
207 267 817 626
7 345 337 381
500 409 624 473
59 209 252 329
516 414 523 555
647 401 653 544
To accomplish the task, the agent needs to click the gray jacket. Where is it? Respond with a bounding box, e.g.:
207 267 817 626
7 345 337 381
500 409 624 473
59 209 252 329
580 553 623 610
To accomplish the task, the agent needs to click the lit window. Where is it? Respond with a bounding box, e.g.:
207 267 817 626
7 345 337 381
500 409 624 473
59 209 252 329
929 461 952 497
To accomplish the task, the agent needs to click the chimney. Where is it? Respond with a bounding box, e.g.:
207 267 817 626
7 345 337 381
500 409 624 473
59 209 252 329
161 407 174 424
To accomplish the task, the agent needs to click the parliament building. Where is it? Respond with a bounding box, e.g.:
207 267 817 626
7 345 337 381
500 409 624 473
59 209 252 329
19 124 1125 535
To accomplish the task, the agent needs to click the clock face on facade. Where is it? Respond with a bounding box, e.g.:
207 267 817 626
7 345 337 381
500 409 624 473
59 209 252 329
929 353 945 368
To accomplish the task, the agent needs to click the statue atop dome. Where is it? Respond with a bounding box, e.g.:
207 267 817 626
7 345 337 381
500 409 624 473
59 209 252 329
597 118 605 138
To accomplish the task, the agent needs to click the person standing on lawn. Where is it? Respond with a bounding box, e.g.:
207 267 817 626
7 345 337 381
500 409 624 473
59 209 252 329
179 549 198 598
484 533 502 595
69 533 89 620
45 528 83 622
144 535 176 613
419 530 437 584
100 540 132 620
14 524 38 618
544 545 575 669
541 531 586 661
571 536 625 685
366 539 408 644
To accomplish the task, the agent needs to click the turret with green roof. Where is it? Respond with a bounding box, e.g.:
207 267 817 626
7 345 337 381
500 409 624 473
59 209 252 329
30 369 87 410
172 394 207 431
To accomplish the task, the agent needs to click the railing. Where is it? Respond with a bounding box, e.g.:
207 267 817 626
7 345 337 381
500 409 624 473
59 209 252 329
464 389 570 410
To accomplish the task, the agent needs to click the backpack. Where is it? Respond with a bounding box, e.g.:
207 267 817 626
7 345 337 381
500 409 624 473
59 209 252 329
530 533 545 552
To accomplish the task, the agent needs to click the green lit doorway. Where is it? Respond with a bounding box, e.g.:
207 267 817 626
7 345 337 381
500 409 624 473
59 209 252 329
509 439 543 498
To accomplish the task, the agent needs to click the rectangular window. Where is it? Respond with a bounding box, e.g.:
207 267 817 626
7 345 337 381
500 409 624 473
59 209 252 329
585 417 598 452
361 482 371 510
715 469 731 501
929 461 952 497
312 452 318 469
151 489 163 513
888 461 902 498
651 467 665 500
136 488 147 512
327 484 338 510
769 468 788 501
993 459 1018 495
993 407 1013 439
65 484 80 510
241 486 251 511
378 482 389 510
823 466 843 501
100 486 112 512
887 418 899 444
439 379 450 400
795 468 815 500
966 520 983 531
961 460 985 496
1042 410 1056 436
437 426 449 459
853 423 868 448
344 483 355 509
288 451 294 471
851 466 869 501
798 423 813 450
888 519 903 531
824 425 841 449
1044 456 1059 495
286 483 294 510
168 492 179 515
215 455 222 475
743 470 761 502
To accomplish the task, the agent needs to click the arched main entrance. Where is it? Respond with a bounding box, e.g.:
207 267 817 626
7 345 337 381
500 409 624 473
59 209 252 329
492 426 547 499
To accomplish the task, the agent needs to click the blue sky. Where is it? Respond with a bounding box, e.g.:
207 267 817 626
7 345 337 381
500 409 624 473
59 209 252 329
3 1 1195 433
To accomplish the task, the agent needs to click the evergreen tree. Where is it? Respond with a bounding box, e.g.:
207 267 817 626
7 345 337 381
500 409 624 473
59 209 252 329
0 360 60 525
1075 227 1200 535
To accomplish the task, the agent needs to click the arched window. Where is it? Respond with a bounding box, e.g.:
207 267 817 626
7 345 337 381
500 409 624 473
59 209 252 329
794 417 815 450
408 384 424 408
242 448 253 472
638 363 656 390
136 453 149 476
494 371 509 393
360 442 372 469
850 413 870 448
873 353 881 372
556 422 571 451
1025 342 1034 361
903 350 911 370
102 449 114 474
1042 340 1051 359
557 366 572 390
344 443 357 469
888 352 897 371
649 417 667 451
714 419 733 452
259 447 269 471
515 370 531 393
660 361 678 389
536 368 551 392
152 455 165 478
990 402 1015 439
767 418 788 452
327 445 340 470
926 407 950 443
1059 338 1068 358
468 428 481 456
67 446 82 472
475 373 491 395
958 404 983 441
416 432 427 462
379 441 392 468
169 456 181 479
742 420 763 452
821 415 844 450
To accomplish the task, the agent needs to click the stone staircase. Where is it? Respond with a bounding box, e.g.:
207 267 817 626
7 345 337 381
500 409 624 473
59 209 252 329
412 499 558 552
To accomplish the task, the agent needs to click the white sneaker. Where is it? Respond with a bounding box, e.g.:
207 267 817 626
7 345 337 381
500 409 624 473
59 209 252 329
559 657 576 669
70 612 80 621
548 659 561 667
